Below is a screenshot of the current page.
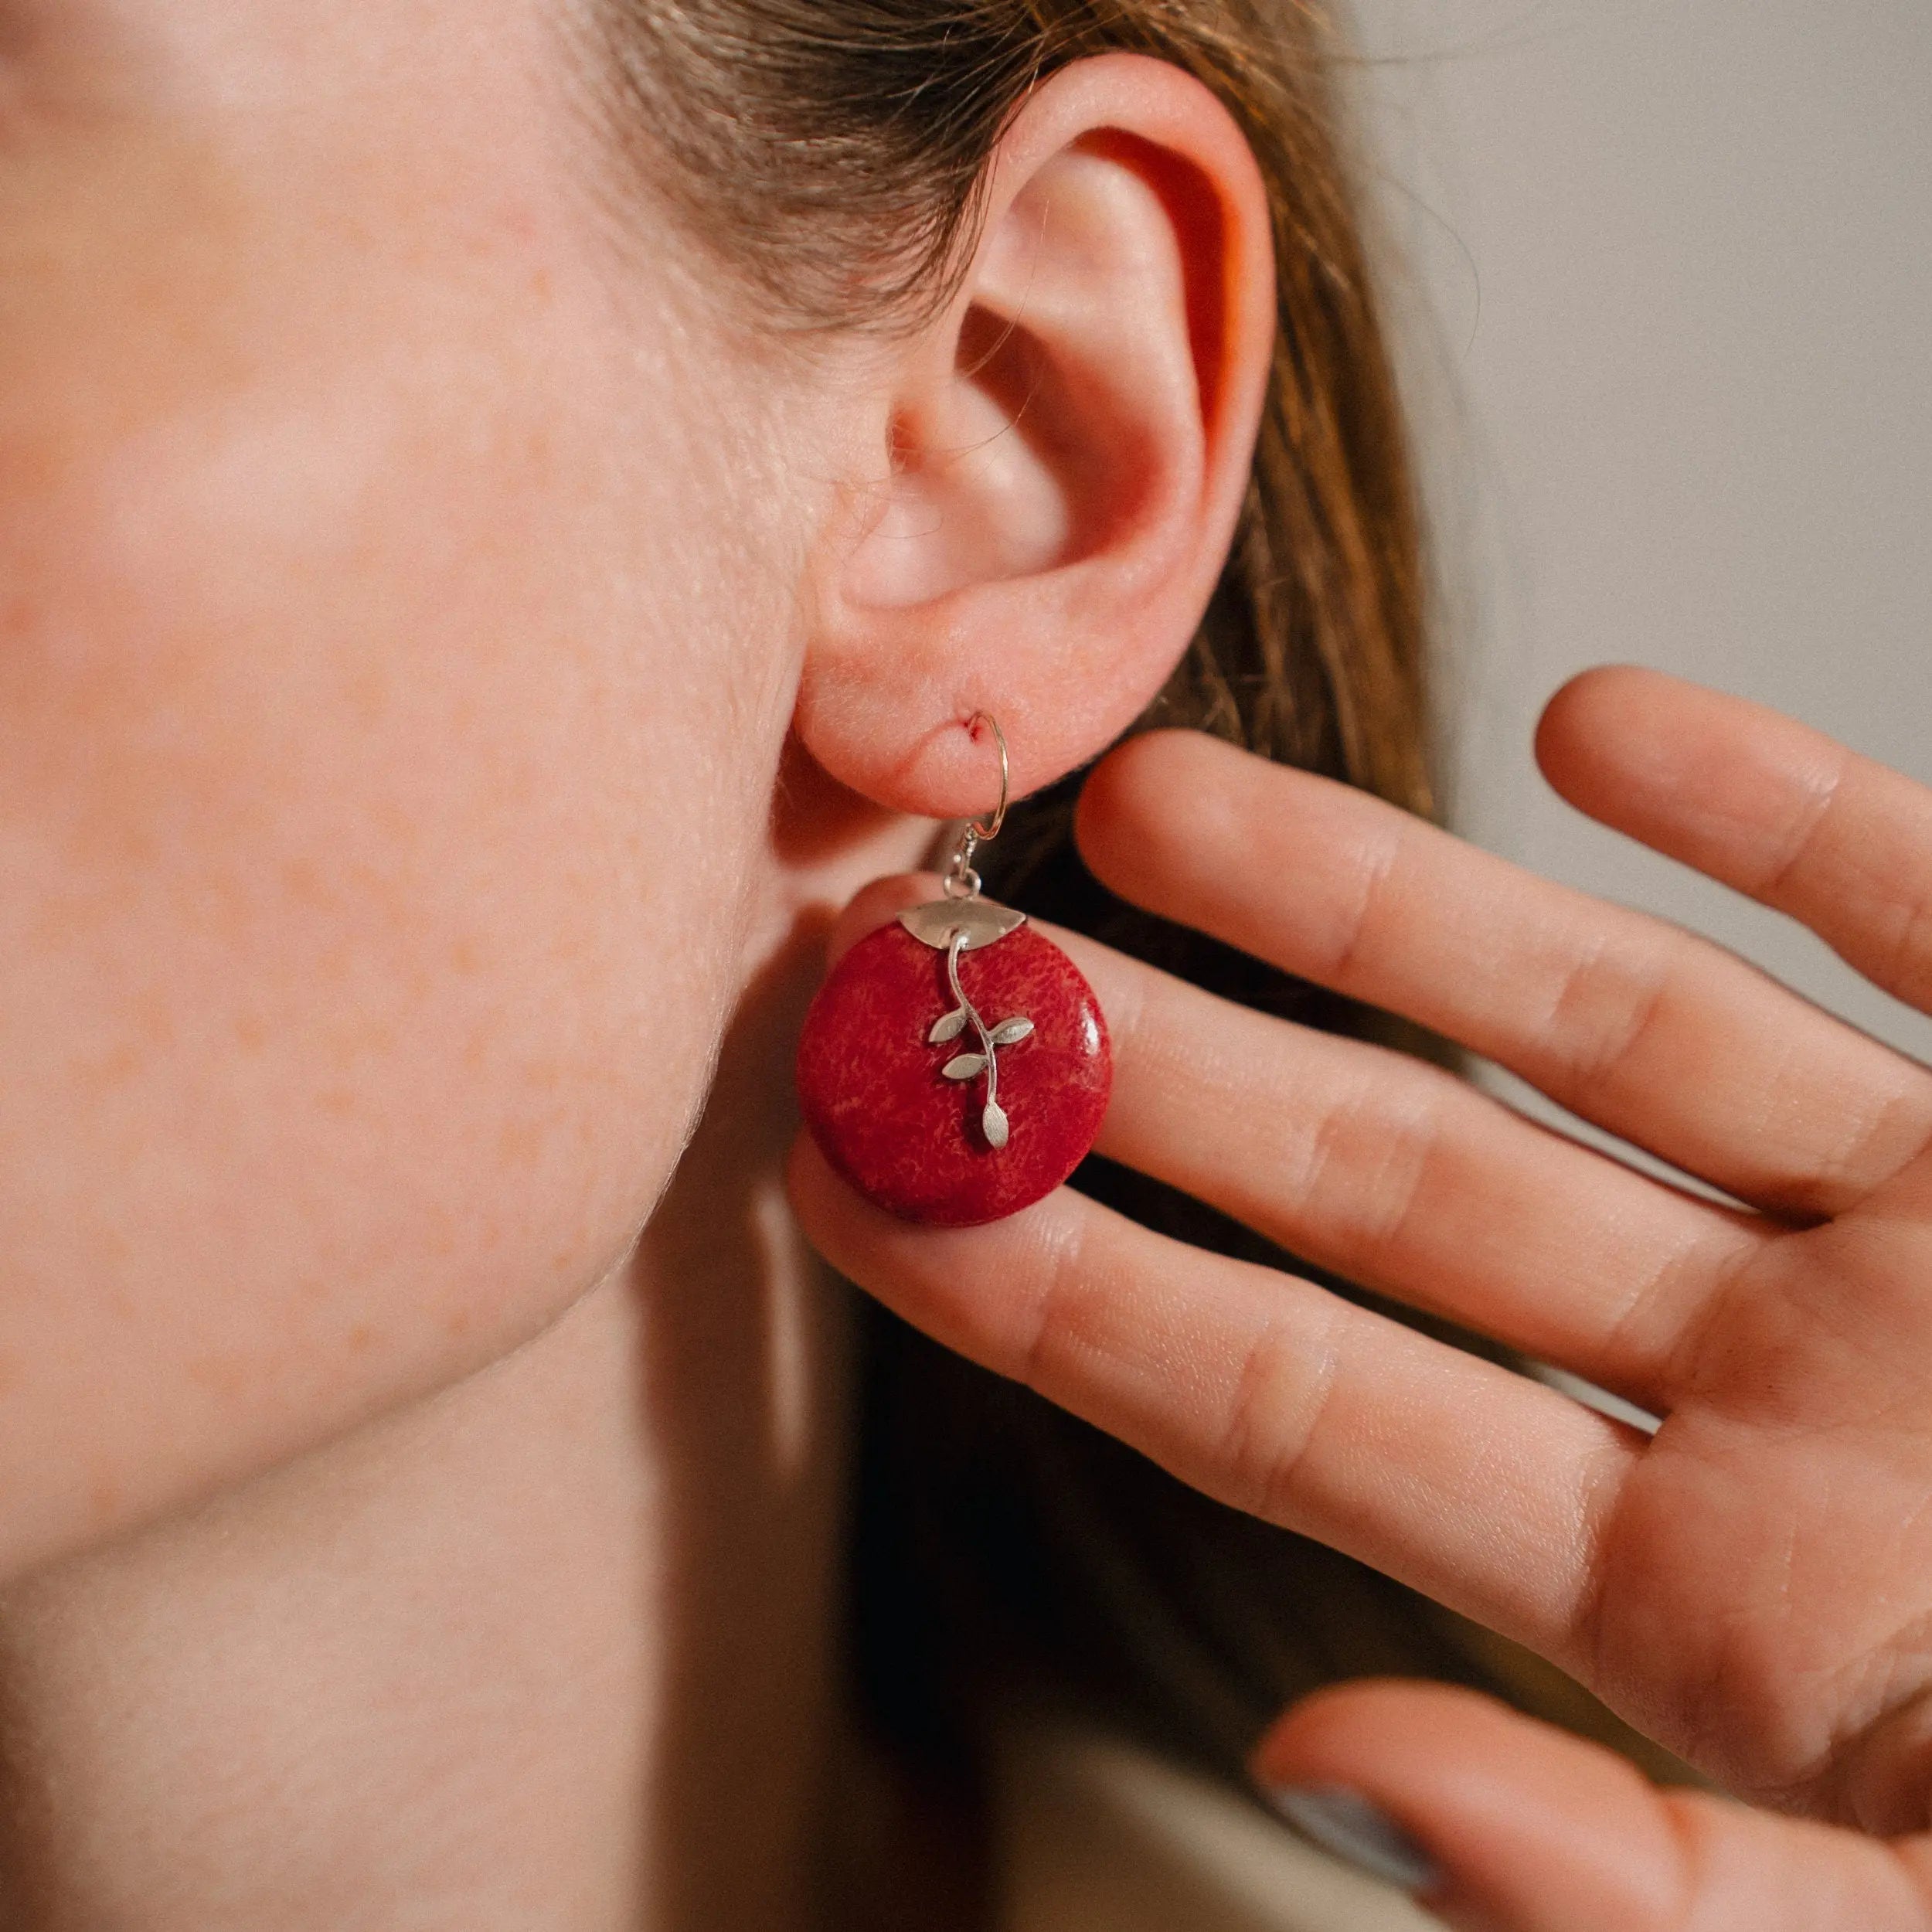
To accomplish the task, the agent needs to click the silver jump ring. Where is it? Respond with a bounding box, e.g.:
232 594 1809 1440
966 711 1009 842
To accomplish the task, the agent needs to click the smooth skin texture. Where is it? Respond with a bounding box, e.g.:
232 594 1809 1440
789 665 1932 1929
0 10 1277 1927
0 15 1269 1580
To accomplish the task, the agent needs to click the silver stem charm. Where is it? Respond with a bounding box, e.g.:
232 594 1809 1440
898 709 1032 1151
928 929 1034 1149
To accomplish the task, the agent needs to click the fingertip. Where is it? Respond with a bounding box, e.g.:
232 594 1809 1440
1076 727 1250 902
783 1124 828 1221
1249 1684 1459 1907
1250 1679 1500 1791
783 1111 970 1280
822 872 947 968
785 1106 1096 1384
784 1121 879 1263
1075 728 1179 881
1250 1680 1684 1931
1535 663 1670 770
1533 665 1718 819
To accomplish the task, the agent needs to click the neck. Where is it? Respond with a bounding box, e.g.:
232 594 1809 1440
0 809 962 1930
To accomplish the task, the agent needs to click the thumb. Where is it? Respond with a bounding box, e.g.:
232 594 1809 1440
1250 1680 1932 1932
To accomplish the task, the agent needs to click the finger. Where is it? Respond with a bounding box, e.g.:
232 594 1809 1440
818 872 950 969
1253 1681 1932 1932
787 1132 1636 1675
1539 666 1932 1021
1059 923 1764 1406
1077 731 1932 1221
812 872 1763 1398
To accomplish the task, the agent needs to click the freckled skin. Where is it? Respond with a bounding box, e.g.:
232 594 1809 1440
0 1 826 1578
0 34 1311 1924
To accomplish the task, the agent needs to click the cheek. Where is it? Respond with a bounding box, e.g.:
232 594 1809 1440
0 138 795 1570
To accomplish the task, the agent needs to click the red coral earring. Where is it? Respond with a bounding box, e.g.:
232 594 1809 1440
794 713 1113 1226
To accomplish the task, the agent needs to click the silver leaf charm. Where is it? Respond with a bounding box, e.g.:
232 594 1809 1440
900 898 1027 952
925 927 1033 1155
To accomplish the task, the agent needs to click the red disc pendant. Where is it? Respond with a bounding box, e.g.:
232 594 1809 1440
795 904 1112 1226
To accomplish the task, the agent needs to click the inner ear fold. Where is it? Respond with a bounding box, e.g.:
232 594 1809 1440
952 294 1160 561
845 308 1074 610
842 131 1201 614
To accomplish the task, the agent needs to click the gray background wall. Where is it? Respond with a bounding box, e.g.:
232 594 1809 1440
1352 0 1932 1117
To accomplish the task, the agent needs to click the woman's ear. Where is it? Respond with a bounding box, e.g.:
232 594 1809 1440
792 50 1276 818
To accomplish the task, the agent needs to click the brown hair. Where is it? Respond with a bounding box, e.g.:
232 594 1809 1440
590 0 1671 1799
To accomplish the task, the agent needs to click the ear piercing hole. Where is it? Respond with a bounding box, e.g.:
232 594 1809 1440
944 710 1009 901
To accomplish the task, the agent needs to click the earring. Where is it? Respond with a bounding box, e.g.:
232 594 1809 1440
794 713 1113 1226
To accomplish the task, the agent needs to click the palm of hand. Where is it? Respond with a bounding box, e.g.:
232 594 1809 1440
1603 1195 1932 1826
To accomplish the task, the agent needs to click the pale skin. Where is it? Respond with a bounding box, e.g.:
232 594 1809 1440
2 5 1927 1929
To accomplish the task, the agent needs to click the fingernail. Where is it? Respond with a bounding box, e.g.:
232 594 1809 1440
1264 1784 1440 1893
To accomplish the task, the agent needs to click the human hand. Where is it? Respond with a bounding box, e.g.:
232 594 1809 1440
788 665 1932 1928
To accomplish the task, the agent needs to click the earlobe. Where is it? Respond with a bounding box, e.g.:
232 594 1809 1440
793 50 1276 822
